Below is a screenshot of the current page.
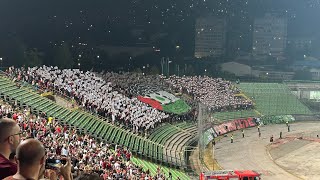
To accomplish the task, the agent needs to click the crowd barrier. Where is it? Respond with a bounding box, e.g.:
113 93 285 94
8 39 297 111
202 117 258 146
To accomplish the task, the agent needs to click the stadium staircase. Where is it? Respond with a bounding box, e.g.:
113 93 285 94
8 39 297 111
0 76 194 179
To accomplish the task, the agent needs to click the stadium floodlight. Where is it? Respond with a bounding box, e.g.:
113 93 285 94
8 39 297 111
167 59 173 77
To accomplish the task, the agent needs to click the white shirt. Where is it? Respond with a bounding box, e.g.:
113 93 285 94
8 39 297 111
61 147 69 156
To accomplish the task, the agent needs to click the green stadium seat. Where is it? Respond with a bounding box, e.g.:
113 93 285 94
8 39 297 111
90 121 102 134
111 128 120 143
119 131 127 145
139 139 146 154
0 76 192 173
124 133 132 147
117 130 126 144
237 83 311 116
129 136 137 150
74 116 87 127
96 124 106 138
134 137 141 152
78 117 92 130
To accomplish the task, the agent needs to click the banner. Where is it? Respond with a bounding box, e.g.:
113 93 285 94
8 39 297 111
212 118 258 136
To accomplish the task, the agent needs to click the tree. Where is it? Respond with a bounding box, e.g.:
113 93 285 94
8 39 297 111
26 48 43 67
132 52 158 69
149 65 160 75
156 37 176 57
294 70 312 80
186 65 195 76
98 51 111 71
53 43 73 68
133 68 142 73
4 38 27 67
80 56 94 71
14 39 27 67
111 52 130 71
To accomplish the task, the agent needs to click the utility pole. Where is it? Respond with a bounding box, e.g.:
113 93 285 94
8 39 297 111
177 64 180 76
0 57 3 71
161 57 165 75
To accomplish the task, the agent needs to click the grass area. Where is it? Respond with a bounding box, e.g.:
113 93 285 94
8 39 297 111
237 83 312 115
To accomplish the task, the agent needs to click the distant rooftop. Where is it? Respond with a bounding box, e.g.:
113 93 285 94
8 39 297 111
293 60 320 68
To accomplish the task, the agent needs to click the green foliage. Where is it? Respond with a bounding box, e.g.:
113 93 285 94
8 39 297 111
26 49 43 67
4 38 27 67
80 55 94 71
185 65 195 76
149 65 160 75
111 52 131 71
293 70 312 80
53 43 73 68
133 68 142 73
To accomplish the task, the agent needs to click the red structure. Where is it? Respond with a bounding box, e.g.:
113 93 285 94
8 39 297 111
200 170 261 180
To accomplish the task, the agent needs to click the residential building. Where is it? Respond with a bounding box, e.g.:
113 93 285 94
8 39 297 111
252 13 287 57
194 16 227 58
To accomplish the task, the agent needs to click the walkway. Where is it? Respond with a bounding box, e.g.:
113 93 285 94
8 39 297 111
214 122 320 180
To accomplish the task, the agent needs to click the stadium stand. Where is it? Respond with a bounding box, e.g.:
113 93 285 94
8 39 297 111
106 73 192 115
0 75 195 170
211 110 259 123
164 75 253 112
237 83 312 115
0 101 190 179
260 115 295 125
8 66 171 134
162 99 191 115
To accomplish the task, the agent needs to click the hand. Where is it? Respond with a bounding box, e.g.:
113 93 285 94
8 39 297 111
60 157 73 180
46 169 57 180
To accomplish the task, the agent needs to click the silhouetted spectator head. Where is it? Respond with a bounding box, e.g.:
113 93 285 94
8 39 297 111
75 173 102 180
0 118 21 156
13 138 46 180
0 118 19 179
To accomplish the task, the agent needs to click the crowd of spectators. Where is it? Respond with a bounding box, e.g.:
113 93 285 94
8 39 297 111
101 72 165 93
164 75 253 112
100 72 253 113
0 100 174 179
101 72 197 112
6 66 254 123
6 66 170 134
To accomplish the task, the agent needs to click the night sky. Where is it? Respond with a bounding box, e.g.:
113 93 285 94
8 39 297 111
0 0 319 68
